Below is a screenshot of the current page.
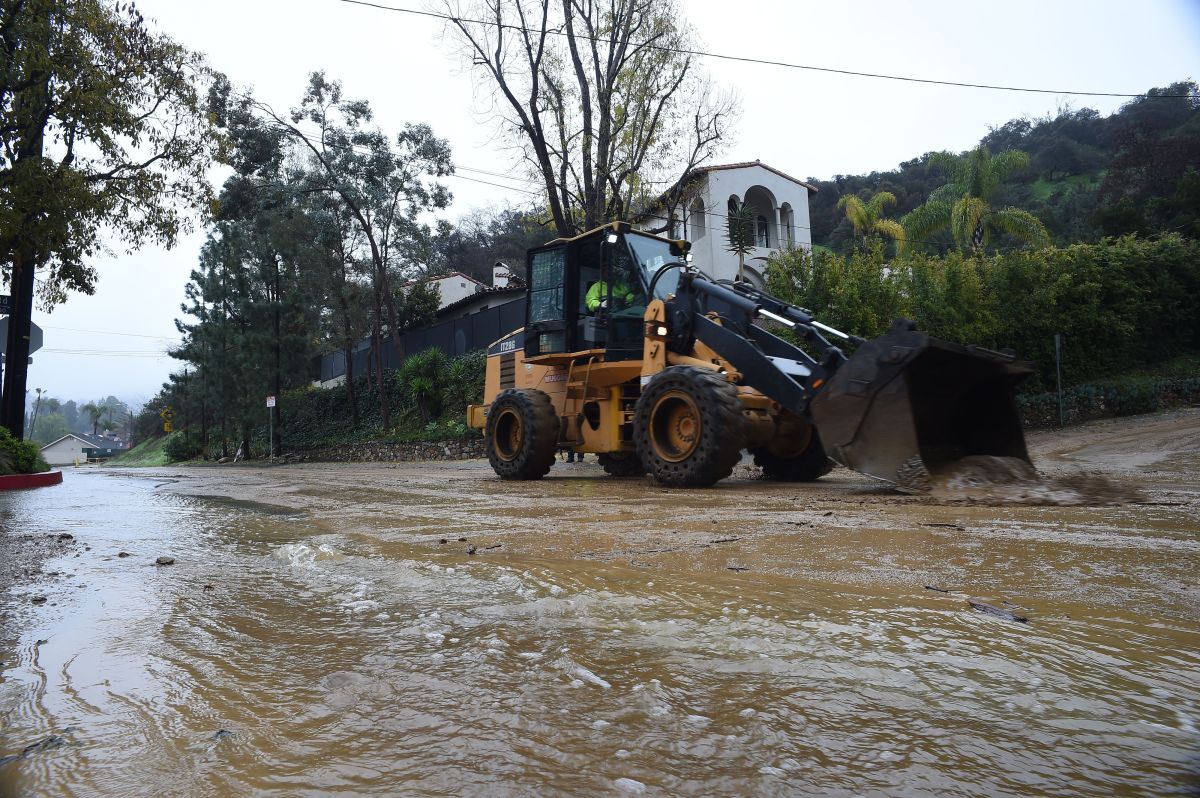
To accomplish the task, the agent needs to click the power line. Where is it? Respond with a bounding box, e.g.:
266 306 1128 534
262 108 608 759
336 0 1193 99
41 325 177 341
40 349 169 357
247 113 542 195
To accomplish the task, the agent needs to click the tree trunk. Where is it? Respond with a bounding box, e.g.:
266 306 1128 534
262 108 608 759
344 339 358 427
0 9 49 441
1 247 37 439
270 260 282 457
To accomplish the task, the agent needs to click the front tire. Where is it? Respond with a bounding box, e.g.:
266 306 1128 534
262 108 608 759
751 426 832 482
634 366 745 488
486 389 559 480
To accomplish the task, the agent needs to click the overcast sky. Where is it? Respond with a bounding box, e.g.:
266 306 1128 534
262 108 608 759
23 0 1200 409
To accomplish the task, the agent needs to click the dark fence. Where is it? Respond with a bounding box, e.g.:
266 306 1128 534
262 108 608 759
315 298 527 382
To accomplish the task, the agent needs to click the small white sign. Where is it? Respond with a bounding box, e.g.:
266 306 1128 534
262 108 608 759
266 395 276 408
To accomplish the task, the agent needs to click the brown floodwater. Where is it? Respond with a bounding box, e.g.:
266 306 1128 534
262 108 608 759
1 436 1198 796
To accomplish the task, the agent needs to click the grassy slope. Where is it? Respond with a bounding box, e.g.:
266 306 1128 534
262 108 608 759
111 436 170 467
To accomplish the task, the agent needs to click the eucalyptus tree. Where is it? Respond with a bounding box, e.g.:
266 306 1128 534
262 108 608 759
901 148 1050 253
443 0 737 237
0 0 221 437
836 191 905 250
173 94 325 457
250 72 453 428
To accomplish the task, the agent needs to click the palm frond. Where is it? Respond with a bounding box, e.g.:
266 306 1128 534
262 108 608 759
989 206 1051 248
900 198 952 247
837 194 869 235
864 191 897 219
988 149 1032 183
872 219 905 242
951 196 987 251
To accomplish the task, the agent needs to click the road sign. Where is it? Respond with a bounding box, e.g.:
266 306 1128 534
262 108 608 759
0 318 42 353
163 421 173 433
160 407 174 420
266 395 276 408
0 295 9 314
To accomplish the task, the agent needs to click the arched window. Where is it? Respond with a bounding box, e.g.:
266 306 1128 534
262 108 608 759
756 215 769 248
727 196 740 215
689 198 706 239
780 203 794 244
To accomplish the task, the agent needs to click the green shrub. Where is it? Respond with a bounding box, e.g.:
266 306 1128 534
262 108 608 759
1017 375 1200 426
278 349 486 448
164 432 204 462
397 347 449 423
0 427 49 475
767 234 1200 391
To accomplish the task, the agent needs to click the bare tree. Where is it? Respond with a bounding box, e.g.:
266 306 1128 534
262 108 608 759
443 0 737 237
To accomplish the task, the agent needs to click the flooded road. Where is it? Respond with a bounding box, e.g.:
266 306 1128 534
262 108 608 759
2 410 1199 796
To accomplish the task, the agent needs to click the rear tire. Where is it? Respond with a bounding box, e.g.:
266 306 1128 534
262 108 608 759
751 427 832 482
598 451 645 477
634 366 745 488
486 389 559 480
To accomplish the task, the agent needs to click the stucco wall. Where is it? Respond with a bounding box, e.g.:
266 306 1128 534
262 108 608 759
41 438 86 466
698 167 813 285
679 166 813 287
431 274 482 309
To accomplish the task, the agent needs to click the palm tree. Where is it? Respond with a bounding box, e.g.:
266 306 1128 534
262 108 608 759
836 190 905 248
901 147 1050 253
81 402 107 436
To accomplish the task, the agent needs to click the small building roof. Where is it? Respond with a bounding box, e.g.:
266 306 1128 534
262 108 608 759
436 284 525 318
687 161 819 193
40 432 126 451
400 271 488 291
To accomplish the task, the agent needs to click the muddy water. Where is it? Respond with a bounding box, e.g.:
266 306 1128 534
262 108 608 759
2 468 1199 797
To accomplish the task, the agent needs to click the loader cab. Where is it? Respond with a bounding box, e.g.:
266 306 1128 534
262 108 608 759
523 223 687 361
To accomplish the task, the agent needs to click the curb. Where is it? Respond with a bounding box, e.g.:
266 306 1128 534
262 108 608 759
0 470 64 491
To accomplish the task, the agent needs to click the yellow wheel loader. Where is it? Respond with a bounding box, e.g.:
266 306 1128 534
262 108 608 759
466 222 1031 490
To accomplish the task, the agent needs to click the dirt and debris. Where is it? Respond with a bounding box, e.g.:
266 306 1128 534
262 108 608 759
929 455 1144 505
967 597 1029 623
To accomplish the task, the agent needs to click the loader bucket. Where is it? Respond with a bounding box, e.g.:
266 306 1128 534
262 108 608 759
809 320 1033 492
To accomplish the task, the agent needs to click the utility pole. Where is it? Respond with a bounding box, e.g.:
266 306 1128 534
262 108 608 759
29 388 44 440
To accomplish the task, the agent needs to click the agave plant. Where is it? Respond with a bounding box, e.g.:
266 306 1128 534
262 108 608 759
901 147 1050 253
725 203 756 282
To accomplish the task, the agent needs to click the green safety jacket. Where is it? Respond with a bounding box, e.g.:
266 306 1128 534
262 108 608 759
585 280 634 312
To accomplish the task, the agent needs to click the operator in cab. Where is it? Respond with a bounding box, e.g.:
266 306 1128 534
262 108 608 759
585 278 635 312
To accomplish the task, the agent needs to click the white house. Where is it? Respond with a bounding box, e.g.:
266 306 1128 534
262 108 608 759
422 272 486 310
634 161 816 288
40 432 127 466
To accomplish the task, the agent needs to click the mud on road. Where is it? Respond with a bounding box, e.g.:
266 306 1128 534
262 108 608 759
158 407 1200 620
1 408 1197 797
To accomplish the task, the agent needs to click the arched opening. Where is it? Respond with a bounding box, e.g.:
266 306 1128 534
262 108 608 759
756 215 769 248
742 185 777 249
689 198 706 240
727 195 740 216
780 202 794 244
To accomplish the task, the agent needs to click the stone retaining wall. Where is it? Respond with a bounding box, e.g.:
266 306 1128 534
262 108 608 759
290 437 487 463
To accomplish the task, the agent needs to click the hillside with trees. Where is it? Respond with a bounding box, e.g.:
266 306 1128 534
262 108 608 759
809 82 1199 253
